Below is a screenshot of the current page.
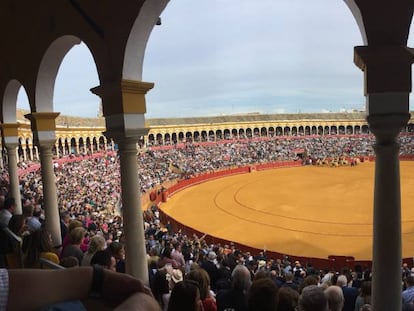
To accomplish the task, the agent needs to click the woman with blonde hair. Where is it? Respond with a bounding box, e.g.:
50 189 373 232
81 234 106 266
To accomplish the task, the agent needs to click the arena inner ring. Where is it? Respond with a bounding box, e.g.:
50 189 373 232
159 161 414 262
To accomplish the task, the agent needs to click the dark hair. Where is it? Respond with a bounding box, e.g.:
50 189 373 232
108 241 124 256
22 228 53 267
4 197 15 210
186 268 211 300
248 278 278 311
277 287 299 311
91 250 113 268
151 269 170 308
167 280 200 311
8 215 25 235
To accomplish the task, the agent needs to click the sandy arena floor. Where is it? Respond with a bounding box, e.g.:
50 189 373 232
160 162 414 260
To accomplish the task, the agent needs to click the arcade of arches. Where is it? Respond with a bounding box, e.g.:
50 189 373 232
11 110 414 162
0 1 413 309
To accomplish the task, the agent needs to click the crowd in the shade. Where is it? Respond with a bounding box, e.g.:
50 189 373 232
1 134 414 310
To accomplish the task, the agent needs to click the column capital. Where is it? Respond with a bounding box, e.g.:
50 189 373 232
91 79 154 116
24 112 60 146
354 46 414 94
1 123 20 145
105 128 149 147
367 113 410 145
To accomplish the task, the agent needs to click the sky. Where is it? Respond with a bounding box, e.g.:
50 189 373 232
17 0 414 118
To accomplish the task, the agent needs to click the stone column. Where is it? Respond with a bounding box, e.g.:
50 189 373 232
1 123 23 214
29 144 34 161
354 46 413 311
55 143 60 158
34 146 39 161
91 79 154 283
111 133 147 280
22 143 27 161
25 112 62 247
0 148 3 169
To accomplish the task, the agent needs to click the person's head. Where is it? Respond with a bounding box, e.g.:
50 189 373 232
285 271 294 282
167 280 202 311
231 264 252 292
87 234 106 255
67 219 83 233
151 269 170 306
247 277 278 311
108 241 125 261
4 197 16 212
277 287 299 311
37 228 53 252
336 275 348 287
22 204 34 217
360 304 372 311
360 281 372 297
69 226 86 245
8 214 26 235
406 276 414 288
170 269 183 288
299 275 319 294
298 285 328 311
91 250 116 271
60 256 79 268
324 286 344 311
186 268 211 300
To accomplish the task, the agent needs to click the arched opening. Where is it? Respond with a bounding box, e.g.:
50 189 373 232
201 131 207 142
178 132 184 142
224 129 230 140
156 133 163 145
239 129 245 139
208 130 215 141
148 134 155 145
164 133 171 144
194 131 200 142
231 129 238 139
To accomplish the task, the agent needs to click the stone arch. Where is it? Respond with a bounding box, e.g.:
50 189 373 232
36 35 81 112
201 130 207 142
123 0 169 81
318 126 324 135
276 127 283 136
224 129 230 139
178 132 184 142
208 130 216 141
216 129 222 140
164 133 171 144
148 133 155 145
92 137 98 152
156 133 163 144
231 128 238 139
3 79 25 123
193 131 200 142
79 137 85 153
99 136 106 150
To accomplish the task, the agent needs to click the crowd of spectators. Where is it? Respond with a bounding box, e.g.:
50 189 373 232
1 133 414 309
